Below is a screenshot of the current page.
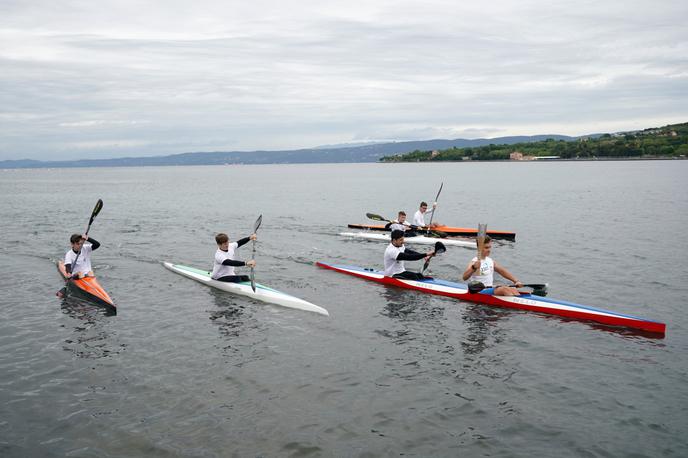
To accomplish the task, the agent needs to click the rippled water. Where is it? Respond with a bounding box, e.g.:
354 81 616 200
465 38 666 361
1 161 687 457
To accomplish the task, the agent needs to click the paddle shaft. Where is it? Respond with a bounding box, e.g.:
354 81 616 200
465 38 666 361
250 214 263 292
420 242 446 275
427 182 443 227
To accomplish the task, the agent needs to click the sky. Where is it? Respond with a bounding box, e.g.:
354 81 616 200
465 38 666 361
1 0 687 161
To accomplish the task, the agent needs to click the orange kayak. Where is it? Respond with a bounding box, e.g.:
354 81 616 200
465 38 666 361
347 224 516 241
57 261 116 314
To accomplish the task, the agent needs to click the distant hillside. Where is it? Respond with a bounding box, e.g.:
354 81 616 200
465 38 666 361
381 122 688 162
0 135 575 169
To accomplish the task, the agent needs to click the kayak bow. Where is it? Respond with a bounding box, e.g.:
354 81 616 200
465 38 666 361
316 262 665 334
57 261 116 313
163 262 329 316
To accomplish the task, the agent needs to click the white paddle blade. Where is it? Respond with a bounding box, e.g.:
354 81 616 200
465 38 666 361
476 223 488 259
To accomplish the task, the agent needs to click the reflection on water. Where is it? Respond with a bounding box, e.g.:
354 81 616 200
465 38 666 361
207 289 267 365
60 297 123 359
460 302 507 357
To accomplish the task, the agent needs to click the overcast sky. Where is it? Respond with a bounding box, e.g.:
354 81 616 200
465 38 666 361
1 0 687 160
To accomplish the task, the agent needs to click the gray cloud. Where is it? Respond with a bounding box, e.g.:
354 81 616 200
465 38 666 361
1 0 687 160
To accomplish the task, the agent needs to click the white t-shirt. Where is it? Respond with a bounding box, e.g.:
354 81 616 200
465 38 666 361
64 243 93 275
211 243 241 279
389 220 411 232
384 243 406 276
412 210 425 227
468 256 494 286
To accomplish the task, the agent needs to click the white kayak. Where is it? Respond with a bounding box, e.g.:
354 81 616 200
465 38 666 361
163 262 329 316
339 231 475 248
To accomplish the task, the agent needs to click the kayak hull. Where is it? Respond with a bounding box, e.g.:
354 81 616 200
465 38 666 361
316 262 665 335
347 224 516 241
57 261 116 313
163 262 329 316
339 231 475 248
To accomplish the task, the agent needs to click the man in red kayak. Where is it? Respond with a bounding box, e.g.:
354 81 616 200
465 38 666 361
384 229 437 280
462 235 522 296
412 201 439 228
56 233 101 298
211 232 257 282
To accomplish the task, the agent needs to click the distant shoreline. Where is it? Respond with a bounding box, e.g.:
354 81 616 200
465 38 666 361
2 155 686 171
381 156 687 164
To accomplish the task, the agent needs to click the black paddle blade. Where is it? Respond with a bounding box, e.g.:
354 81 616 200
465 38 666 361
531 287 548 297
88 199 103 225
253 214 263 233
434 241 446 254
467 281 486 294
366 213 386 222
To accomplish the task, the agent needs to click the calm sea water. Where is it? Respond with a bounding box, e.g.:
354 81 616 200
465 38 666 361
1 161 687 457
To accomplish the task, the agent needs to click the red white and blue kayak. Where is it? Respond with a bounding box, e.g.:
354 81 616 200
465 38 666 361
316 262 665 334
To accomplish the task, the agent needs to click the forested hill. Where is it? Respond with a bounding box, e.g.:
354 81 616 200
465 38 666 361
380 122 688 162
0 135 574 169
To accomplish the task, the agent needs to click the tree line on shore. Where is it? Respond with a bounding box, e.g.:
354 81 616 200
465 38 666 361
380 122 688 162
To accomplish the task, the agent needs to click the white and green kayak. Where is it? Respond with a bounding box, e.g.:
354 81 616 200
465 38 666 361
163 262 329 316
339 231 475 248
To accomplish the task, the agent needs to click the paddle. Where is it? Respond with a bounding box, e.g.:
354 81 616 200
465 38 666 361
366 212 392 223
250 214 262 292
426 182 443 228
476 222 487 264
468 281 549 296
70 199 104 278
420 241 446 275
366 212 446 238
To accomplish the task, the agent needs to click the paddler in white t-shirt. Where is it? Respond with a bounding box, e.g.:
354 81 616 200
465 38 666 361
385 211 416 235
211 232 257 282
412 201 438 228
57 233 101 298
462 235 522 296
64 233 101 278
384 230 437 280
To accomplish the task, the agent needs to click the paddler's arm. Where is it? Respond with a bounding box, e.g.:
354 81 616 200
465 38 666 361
494 262 522 287
221 258 257 268
236 233 257 248
86 237 100 250
462 259 480 281
396 248 432 262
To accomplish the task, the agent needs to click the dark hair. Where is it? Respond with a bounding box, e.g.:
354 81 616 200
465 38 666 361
215 233 229 244
70 234 82 244
391 229 405 240
476 235 492 247
398 211 406 217
420 201 428 207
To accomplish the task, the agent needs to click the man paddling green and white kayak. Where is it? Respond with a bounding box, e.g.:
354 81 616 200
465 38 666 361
163 263 329 315
164 218 328 316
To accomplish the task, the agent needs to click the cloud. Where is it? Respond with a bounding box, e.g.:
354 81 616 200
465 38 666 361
0 0 687 160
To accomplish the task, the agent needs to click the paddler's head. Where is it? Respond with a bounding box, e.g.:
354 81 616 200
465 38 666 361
477 235 493 258
397 211 407 223
70 233 85 251
391 229 405 247
215 233 230 251
419 201 428 213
